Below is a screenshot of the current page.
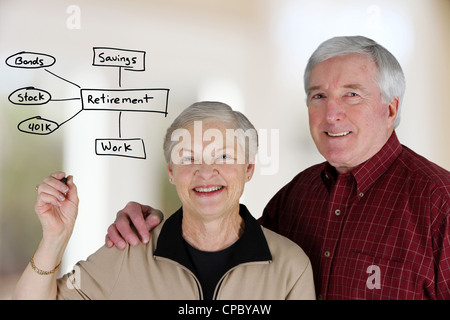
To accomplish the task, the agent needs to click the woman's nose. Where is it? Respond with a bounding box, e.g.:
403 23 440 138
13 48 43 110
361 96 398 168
195 163 219 180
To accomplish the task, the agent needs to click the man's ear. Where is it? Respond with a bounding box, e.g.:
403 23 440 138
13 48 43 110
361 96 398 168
388 96 400 127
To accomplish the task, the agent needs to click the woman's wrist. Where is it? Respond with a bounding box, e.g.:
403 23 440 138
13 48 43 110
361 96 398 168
30 252 61 275
33 236 69 272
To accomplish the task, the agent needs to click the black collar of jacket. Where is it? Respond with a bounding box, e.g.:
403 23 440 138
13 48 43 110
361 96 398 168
154 204 273 274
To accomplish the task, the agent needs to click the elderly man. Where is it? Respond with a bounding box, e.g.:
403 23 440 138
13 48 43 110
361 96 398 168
105 36 450 300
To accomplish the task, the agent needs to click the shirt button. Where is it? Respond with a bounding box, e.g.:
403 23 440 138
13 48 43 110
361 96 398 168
359 192 364 198
324 250 331 258
334 209 341 216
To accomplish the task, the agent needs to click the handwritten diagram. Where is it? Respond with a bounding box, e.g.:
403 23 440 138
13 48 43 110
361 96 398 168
6 47 170 159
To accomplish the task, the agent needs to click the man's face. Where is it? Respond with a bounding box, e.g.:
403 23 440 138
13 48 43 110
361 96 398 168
307 53 398 174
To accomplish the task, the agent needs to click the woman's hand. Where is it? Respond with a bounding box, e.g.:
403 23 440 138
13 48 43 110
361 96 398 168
13 171 79 300
35 171 79 242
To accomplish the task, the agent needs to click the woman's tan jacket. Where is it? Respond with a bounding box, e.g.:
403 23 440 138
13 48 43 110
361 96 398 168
57 205 315 300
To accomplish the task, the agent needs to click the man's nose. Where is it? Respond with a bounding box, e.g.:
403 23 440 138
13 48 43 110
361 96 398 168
325 97 345 123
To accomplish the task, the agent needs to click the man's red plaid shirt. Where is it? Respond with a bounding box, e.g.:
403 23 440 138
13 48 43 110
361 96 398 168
260 132 450 299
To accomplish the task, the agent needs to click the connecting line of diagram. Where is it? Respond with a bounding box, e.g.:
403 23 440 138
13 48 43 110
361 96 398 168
6 48 170 159
43 68 83 127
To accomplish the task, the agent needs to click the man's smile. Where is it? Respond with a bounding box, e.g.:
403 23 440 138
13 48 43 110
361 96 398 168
326 131 351 137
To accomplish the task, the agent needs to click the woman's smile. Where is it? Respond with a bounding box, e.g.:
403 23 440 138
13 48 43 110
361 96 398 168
193 185 224 194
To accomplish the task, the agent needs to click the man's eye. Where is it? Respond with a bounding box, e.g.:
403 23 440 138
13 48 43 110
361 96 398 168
313 94 325 99
347 92 357 97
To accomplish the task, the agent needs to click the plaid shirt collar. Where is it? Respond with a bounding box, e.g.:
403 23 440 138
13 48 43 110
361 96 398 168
321 131 403 196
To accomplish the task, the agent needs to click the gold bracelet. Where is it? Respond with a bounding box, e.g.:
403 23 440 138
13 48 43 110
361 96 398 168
30 253 61 275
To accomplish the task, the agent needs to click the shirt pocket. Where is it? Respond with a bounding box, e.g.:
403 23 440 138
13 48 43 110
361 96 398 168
350 250 418 299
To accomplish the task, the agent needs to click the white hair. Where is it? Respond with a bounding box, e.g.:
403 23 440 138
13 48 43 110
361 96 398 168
304 36 405 128
163 101 258 164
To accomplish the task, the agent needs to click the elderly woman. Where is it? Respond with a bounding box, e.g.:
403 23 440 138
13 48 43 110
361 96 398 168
14 101 315 300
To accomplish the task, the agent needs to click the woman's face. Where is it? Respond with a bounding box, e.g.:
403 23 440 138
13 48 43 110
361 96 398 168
167 121 255 222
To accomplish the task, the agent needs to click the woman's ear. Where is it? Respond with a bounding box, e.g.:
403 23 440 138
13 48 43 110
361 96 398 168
167 163 175 184
245 162 256 181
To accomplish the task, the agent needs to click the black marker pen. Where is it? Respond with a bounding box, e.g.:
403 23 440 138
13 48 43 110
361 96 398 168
61 176 68 196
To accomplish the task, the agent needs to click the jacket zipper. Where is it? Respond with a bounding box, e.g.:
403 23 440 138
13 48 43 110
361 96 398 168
212 260 271 299
155 255 271 300
154 256 204 299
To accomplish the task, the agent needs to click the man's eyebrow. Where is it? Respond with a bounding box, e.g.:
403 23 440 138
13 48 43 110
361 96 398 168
307 86 322 97
307 84 368 96
308 85 322 92
343 84 364 90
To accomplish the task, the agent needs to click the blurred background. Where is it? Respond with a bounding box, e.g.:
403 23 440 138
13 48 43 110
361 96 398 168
1 0 449 299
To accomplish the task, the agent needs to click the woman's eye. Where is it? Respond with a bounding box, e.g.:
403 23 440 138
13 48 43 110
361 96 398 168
182 156 195 164
215 154 233 163
217 154 228 161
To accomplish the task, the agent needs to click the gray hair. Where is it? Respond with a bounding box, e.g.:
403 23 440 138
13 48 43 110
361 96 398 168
304 36 405 128
163 101 258 164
